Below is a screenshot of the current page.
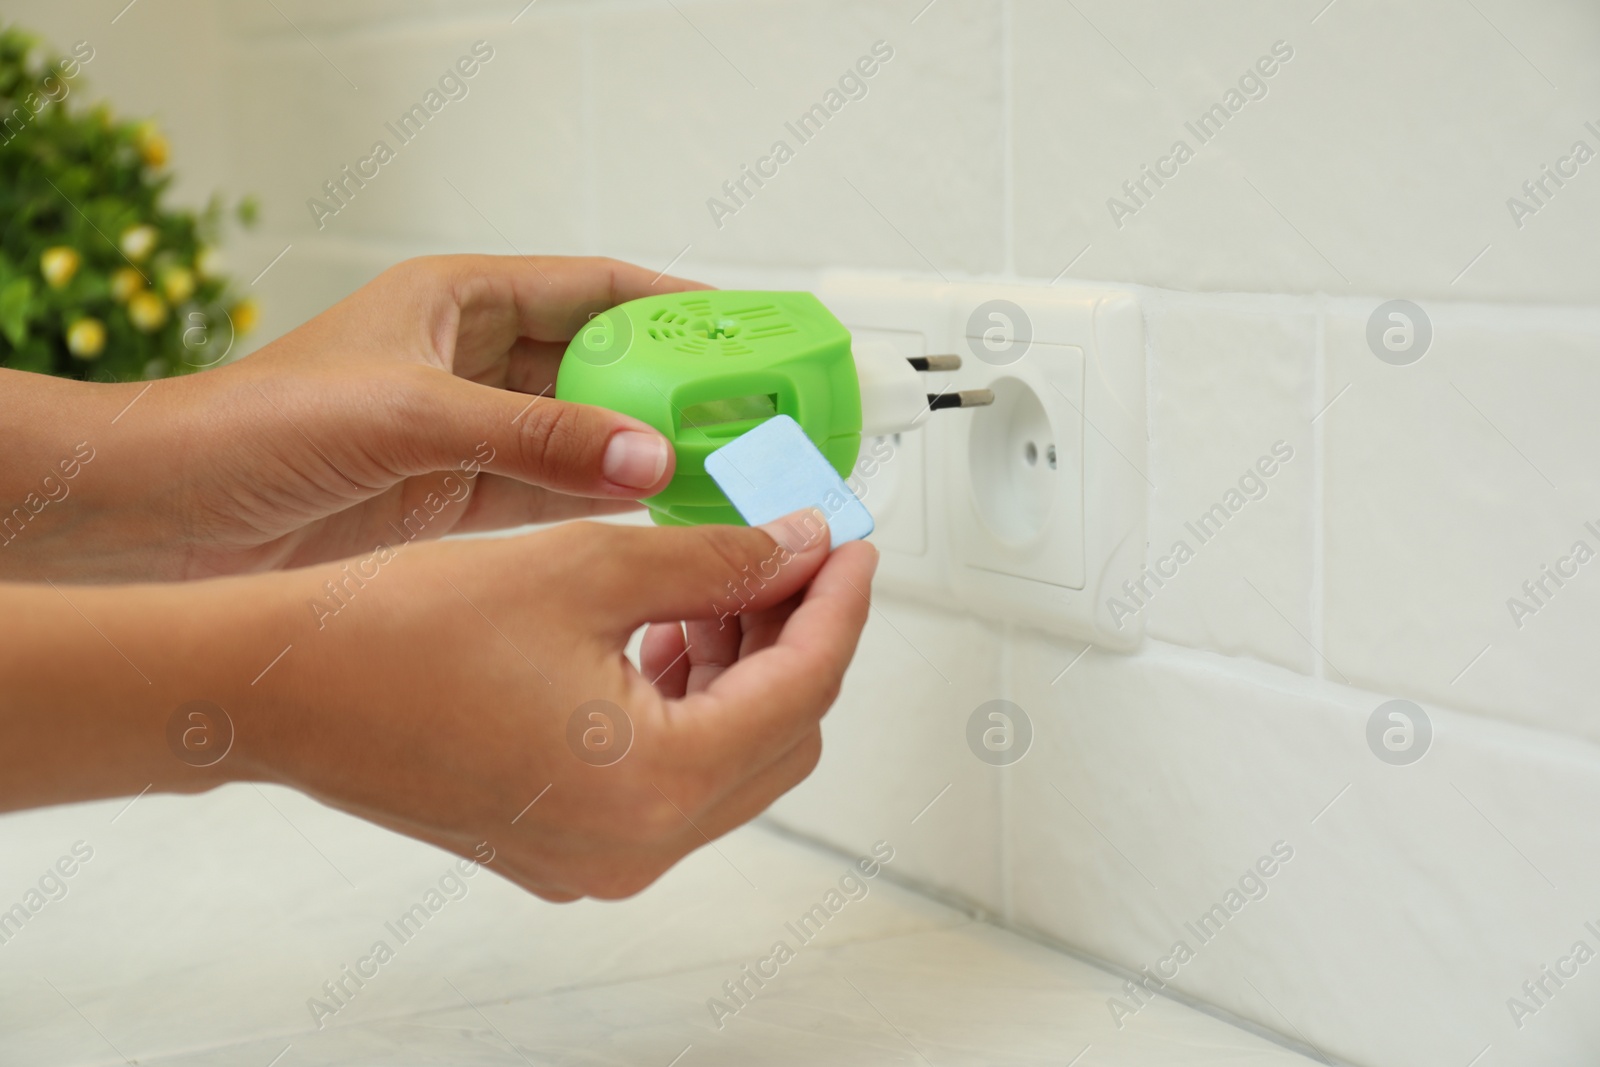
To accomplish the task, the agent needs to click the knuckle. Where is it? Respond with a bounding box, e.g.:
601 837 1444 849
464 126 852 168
698 525 761 587
515 400 586 479
592 255 626 282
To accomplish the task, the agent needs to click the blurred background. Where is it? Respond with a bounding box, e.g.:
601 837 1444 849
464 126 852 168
4 2 1600 1066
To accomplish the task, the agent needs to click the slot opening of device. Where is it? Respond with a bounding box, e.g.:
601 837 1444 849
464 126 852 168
678 393 779 438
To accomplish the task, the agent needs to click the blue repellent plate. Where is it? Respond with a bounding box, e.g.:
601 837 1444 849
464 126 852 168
703 415 874 550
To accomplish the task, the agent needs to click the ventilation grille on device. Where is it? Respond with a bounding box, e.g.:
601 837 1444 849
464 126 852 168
646 298 798 357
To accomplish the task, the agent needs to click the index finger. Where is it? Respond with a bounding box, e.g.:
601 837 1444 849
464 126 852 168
432 254 711 356
664 540 879 778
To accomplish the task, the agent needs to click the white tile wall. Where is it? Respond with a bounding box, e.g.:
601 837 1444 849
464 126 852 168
1011 0 1600 303
222 16 589 252
587 0 1007 275
767 598 1007 911
1142 297 1319 675
1322 301 1600 744
1004 637 1600 1067
771 291 1600 1063
9 0 1600 1062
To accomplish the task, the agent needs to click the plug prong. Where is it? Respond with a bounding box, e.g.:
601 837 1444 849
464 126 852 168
927 389 995 411
907 354 962 372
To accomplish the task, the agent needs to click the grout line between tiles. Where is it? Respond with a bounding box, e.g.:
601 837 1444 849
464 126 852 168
238 230 1600 321
218 0 658 46
999 919 1354 1066
1092 629 1600 764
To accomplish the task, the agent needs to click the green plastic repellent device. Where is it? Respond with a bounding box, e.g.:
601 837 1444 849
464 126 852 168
556 291 864 527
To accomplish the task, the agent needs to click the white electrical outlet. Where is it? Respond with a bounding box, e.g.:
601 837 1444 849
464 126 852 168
819 273 1147 649
953 344 1086 590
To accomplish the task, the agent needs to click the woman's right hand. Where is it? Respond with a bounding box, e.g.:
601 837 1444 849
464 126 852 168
1 509 877 900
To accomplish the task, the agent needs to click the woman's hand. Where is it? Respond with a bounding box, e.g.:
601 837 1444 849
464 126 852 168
0 510 879 901
0 255 701 582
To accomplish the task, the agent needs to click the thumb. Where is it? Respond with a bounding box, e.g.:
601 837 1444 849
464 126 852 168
564 508 833 636
417 373 675 498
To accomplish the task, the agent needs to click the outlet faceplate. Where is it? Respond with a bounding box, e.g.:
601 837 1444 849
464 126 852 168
817 274 1147 649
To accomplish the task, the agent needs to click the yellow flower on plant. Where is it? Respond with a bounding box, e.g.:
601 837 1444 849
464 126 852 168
111 266 145 302
40 246 81 289
162 266 196 304
231 297 260 335
66 318 106 359
127 290 168 332
135 122 170 168
119 224 158 262
196 246 222 279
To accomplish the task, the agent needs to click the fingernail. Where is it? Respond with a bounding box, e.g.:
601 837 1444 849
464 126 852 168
760 507 828 554
603 430 670 489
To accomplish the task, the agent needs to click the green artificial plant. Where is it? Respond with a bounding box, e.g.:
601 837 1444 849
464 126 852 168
0 24 258 381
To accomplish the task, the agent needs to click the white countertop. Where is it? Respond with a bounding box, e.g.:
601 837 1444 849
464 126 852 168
0 783 1309 1065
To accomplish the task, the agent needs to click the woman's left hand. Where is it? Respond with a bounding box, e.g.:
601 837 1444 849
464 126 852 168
0 254 703 581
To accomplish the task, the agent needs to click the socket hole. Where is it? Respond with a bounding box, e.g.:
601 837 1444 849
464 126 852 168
892 433 902 447
968 376 1055 547
1047 444 1057 469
